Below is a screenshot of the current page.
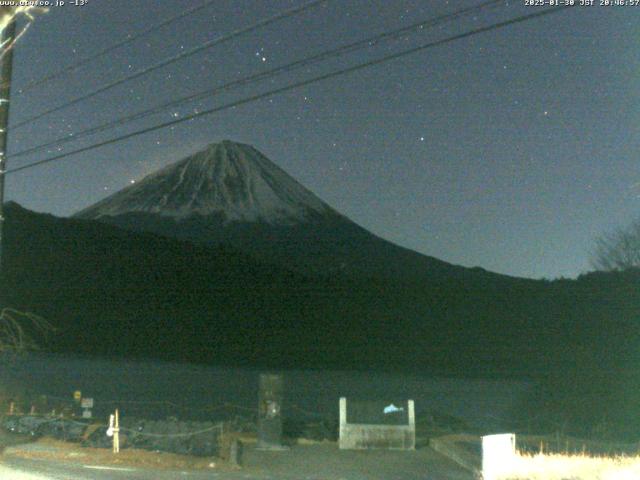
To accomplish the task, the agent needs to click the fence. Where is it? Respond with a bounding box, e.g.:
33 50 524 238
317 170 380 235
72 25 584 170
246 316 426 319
2 409 225 456
0 390 341 459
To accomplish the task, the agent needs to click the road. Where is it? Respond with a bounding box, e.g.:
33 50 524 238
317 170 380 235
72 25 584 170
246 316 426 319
0 442 474 480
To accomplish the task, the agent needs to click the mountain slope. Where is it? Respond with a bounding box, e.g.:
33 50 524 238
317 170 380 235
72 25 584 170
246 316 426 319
76 140 334 224
4 202 640 438
1 202 547 374
6 202 638 373
2 202 310 364
74 140 506 282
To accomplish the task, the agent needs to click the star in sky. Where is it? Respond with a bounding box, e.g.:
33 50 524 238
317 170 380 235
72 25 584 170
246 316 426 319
6 0 637 280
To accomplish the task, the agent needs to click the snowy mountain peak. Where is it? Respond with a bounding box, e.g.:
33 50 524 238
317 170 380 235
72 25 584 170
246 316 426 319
75 141 334 224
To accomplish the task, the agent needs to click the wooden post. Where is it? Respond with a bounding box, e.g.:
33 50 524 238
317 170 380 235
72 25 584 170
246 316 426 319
8 401 13 414
229 438 242 467
113 409 120 453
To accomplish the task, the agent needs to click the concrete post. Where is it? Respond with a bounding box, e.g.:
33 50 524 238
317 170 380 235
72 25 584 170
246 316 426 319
407 400 415 428
482 433 516 480
339 396 347 448
257 373 285 450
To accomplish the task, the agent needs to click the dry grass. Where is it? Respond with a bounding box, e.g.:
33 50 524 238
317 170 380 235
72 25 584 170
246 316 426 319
2 437 233 471
491 451 640 480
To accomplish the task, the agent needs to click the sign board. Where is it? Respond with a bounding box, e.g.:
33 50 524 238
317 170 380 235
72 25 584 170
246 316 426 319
82 409 92 419
347 400 408 425
73 390 81 402
81 398 94 409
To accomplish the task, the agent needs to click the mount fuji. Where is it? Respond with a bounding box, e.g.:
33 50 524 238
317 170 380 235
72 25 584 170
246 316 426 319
76 140 334 225
75 140 495 281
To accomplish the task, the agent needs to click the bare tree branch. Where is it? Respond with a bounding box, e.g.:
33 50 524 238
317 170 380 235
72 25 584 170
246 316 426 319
0 6 46 33
591 219 640 271
0 308 54 354
0 6 46 57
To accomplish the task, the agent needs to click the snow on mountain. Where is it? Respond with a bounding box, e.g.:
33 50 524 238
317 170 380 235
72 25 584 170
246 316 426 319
72 140 505 282
75 140 335 225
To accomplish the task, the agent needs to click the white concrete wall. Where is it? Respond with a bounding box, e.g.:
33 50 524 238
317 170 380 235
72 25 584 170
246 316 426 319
339 398 415 450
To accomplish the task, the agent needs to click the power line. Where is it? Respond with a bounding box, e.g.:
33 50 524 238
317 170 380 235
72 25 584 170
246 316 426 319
11 0 326 129
6 6 573 176
10 0 505 160
18 0 219 94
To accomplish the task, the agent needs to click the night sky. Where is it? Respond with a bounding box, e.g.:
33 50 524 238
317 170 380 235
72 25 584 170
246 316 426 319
4 0 638 280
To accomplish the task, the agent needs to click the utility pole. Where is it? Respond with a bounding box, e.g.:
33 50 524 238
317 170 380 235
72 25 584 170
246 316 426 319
0 20 16 273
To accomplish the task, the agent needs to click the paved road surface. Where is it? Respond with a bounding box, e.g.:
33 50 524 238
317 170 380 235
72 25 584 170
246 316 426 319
1 443 474 480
